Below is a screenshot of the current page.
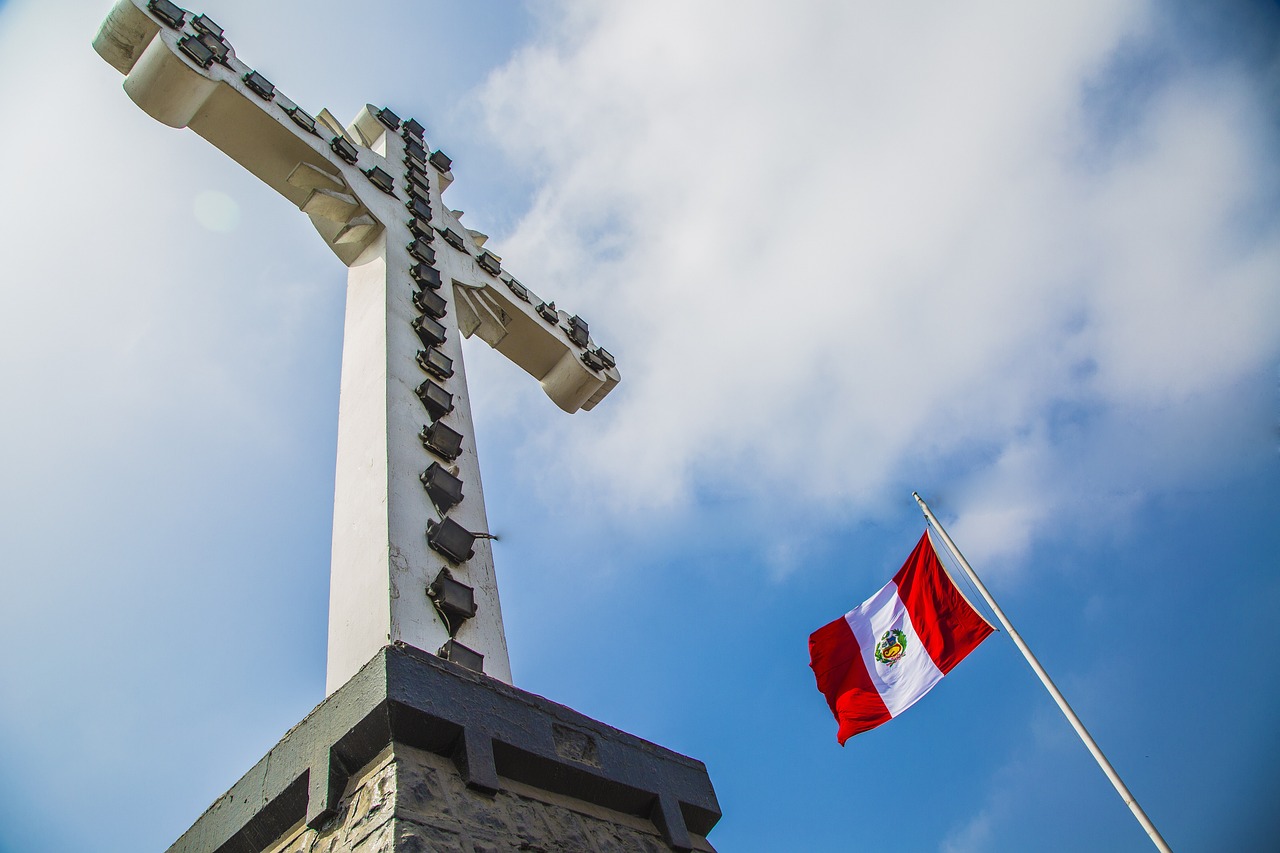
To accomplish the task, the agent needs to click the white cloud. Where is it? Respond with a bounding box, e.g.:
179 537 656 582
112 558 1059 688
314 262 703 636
478 0 1280 561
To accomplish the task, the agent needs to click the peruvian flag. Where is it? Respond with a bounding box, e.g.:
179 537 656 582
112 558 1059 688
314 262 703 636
809 531 994 744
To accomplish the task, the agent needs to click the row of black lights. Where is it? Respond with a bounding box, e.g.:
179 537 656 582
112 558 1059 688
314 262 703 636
387 107 492 676
148 1 320 139
391 110 613 673
540 307 617 373
514 286 616 374
147 0 489 674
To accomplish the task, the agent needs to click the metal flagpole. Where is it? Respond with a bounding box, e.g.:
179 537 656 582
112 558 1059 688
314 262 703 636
912 492 1173 853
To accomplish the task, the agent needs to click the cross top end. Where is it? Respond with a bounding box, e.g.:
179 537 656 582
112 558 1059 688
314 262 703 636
93 0 620 414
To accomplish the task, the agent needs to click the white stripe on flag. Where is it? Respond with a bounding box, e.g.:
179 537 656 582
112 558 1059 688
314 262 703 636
844 579 944 717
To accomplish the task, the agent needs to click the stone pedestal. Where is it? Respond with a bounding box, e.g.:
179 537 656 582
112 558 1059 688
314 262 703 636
168 645 720 853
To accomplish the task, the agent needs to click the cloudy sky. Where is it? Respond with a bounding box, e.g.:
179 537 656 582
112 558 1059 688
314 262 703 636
1 0 1278 850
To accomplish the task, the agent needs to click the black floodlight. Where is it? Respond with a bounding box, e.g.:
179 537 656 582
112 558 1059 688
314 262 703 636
502 276 531 302
408 243 436 268
407 197 433 221
407 180 431 202
243 71 275 101
440 228 467 252
404 151 427 171
567 315 589 348
331 137 359 164
426 517 476 564
178 35 215 68
414 288 448 319
417 348 454 379
476 251 501 276
413 314 447 348
407 234 437 261
429 150 453 173
405 167 431 192
420 462 464 513
196 32 229 64
365 166 394 194
409 218 435 240
416 379 454 421
405 137 427 163
403 118 426 139
411 262 442 289
191 13 223 37
437 638 484 673
408 238 435 264
147 0 185 29
420 421 464 460
287 106 317 135
536 301 558 324
581 349 606 372
427 569 477 628
376 107 401 130
596 347 616 369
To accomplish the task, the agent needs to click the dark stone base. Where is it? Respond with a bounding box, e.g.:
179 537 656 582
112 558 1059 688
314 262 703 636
168 644 720 853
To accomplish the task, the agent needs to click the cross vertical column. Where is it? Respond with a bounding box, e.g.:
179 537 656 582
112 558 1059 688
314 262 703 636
327 131 511 691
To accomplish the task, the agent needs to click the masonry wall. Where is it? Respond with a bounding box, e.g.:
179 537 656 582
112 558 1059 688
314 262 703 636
268 744 714 853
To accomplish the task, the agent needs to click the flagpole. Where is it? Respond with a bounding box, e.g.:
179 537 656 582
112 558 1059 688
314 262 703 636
912 492 1172 853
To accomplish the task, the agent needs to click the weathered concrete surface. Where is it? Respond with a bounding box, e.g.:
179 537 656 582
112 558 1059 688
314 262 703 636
268 744 712 853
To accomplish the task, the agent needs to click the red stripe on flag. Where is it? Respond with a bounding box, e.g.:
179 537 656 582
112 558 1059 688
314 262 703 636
808 615 891 744
892 532 994 674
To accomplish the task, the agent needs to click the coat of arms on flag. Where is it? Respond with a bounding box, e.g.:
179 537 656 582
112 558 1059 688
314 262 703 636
874 629 908 667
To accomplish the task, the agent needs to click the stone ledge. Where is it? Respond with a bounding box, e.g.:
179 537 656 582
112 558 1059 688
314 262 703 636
168 644 720 853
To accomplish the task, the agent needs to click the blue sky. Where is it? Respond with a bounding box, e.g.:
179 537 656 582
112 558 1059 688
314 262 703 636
0 1 1278 851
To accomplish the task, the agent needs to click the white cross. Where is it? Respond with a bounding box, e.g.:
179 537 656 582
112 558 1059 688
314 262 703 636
94 0 620 694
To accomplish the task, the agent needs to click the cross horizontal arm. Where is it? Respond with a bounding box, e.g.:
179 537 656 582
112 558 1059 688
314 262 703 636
93 0 620 411
95 0 381 263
